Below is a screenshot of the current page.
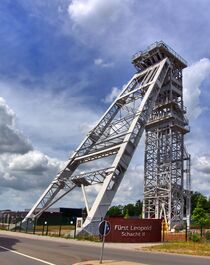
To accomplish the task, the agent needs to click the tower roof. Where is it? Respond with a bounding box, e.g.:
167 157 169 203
132 41 187 71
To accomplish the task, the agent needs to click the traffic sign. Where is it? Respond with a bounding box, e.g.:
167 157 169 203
99 220 111 264
99 220 111 236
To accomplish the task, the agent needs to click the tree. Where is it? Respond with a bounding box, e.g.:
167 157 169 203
191 192 203 214
106 205 123 217
192 196 210 237
124 208 129 219
207 197 210 213
107 200 143 218
196 194 210 211
123 203 136 217
134 200 142 217
191 191 210 214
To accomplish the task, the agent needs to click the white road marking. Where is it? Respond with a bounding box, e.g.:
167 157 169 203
0 245 55 265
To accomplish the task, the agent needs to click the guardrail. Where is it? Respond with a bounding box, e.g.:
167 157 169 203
132 41 187 66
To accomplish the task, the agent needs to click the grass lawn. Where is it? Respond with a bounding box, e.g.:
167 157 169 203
35 225 75 231
34 225 75 235
144 242 210 256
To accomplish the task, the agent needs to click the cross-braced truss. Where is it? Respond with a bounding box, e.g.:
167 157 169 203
24 52 170 235
137 42 191 229
24 41 190 234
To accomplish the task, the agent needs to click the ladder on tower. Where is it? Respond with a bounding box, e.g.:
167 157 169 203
23 57 170 235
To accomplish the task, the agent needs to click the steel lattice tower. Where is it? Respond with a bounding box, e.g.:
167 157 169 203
23 41 190 234
132 42 191 229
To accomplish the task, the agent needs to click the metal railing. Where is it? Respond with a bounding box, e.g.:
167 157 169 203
132 41 187 66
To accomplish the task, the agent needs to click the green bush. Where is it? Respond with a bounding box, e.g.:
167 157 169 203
174 224 184 232
205 231 210 241
189 232 200 242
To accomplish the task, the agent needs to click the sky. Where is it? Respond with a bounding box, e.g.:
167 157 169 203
0 0 210 211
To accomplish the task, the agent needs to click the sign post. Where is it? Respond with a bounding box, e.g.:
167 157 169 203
99 220 111 264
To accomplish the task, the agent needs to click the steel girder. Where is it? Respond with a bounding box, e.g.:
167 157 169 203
143 54 191 229
23 57 170 235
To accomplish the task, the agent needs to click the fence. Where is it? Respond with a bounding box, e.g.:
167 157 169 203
161 224 210 242
1 218 210 243
0 216 76 238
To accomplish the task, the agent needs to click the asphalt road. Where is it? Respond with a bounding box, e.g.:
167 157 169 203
1 232 210 265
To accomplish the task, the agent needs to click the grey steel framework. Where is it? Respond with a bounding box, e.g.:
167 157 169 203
24 41 190 234
133 42 191 229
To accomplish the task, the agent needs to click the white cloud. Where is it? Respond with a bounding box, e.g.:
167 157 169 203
191 154 210 196
0 81 100 159
104 86 121 103
0 97 62 211
193 154 210 175
0 97 32 154
67 0 137 57
0 152 61 191
94 58 103 66
183 58 210 120
0 85 101 210
8 150 58 173
79 121 98 135
0 98 62 194
113 164 144 205
0 97 15 127
68 0 131 31
94 58 113 68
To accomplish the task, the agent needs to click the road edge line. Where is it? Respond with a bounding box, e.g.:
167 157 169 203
0 245 55 265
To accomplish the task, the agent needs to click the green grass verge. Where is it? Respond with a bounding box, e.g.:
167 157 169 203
144 242 210 256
